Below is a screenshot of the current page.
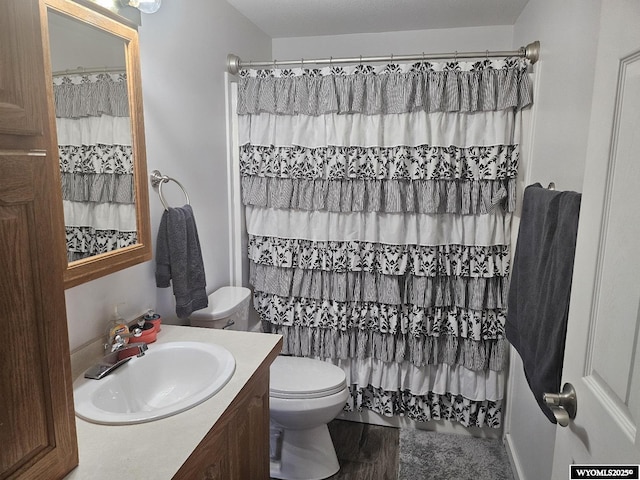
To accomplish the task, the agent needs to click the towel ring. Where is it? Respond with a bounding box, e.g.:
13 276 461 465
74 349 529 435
150 170 190 210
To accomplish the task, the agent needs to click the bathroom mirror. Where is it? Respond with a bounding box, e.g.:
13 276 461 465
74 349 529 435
43 0 151 288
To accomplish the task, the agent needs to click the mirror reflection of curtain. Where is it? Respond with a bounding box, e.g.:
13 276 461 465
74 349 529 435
53 72 137 262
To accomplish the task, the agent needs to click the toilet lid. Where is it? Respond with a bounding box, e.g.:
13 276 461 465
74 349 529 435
270 356 347 399
190 286 251 321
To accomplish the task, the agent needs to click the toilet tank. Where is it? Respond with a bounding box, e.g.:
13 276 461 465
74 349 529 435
189 286 251 331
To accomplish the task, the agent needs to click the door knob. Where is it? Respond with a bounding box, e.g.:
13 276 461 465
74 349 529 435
543 383 577 427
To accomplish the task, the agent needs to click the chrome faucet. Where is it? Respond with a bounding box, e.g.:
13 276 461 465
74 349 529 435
84 342 148 380
107 318 144 352
110 330 141 352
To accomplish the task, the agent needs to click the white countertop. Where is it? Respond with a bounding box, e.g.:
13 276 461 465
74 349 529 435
64 325 281 480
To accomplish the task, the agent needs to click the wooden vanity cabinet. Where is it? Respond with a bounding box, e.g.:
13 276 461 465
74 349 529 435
0 0 78 478
173 349 278 480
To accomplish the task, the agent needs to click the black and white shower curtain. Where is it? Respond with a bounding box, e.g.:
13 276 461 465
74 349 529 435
53 72 136 262
237 58 532 428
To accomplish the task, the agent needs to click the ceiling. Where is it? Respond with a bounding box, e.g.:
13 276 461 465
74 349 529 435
225 0 530 38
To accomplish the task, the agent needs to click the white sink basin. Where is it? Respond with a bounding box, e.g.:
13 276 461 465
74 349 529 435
73 341 235 425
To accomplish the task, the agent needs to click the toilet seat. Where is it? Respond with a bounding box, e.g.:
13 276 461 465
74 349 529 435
270 356 347 400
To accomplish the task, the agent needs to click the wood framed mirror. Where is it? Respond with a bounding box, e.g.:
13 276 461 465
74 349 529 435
41 0 151 288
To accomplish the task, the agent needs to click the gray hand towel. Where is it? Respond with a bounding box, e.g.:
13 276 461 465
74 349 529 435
506 183 581 423
155 204 208 318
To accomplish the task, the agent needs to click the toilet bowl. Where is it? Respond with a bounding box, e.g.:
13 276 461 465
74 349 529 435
269 355 349 480
190 286 349 480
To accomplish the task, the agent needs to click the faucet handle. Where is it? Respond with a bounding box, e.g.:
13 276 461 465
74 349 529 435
111 329 142 352
111 335 125 352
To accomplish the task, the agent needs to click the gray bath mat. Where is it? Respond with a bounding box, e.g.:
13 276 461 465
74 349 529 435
398 429 514 480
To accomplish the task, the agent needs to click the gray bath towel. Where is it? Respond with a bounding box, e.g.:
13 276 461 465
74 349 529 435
155 204 208 318
505 183 581 423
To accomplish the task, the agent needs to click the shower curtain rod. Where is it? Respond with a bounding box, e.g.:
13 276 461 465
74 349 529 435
226 40 539 74
52 66 126 77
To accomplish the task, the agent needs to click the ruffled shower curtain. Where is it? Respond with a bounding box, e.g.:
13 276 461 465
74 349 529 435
238 58 531 428
53 72 136 262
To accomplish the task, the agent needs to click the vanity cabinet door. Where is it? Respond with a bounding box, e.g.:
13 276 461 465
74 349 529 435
173 371 271 480
228 374 270 479
0 0 78 478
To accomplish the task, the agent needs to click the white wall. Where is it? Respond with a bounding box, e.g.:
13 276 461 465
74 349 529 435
48 11 125 71
505 1 602 479
513 0 602 193
64 0 271 351
273 25 513 59
65 264 155 350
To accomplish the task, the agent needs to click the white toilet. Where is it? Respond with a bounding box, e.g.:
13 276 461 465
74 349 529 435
269 355 349 480
189 286 349 480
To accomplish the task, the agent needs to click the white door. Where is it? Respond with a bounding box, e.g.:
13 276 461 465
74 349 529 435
551 2 640 477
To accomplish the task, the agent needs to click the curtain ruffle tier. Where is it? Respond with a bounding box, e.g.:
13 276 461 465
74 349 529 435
60 172 134 203
238 58 532 116
65 226 137 262
239 144 519 180
338 357 503 428
250 263 509 310
239 58 528 428
263 320 507 372
53 73 129 118
253 292 505 340
247 235 510 277
58 144 133 174
350 385 502 428
242 176 515 214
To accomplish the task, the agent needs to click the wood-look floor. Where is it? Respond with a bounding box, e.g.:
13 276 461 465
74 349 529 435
326 420 399 480
270 420 399 480
271 419 515 480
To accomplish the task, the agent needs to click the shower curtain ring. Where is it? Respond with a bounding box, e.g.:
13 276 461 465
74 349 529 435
300 58 304 70
486 50 489 60
454 51 458 62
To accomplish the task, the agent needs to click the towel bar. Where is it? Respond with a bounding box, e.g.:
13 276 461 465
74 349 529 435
150 170 190 210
